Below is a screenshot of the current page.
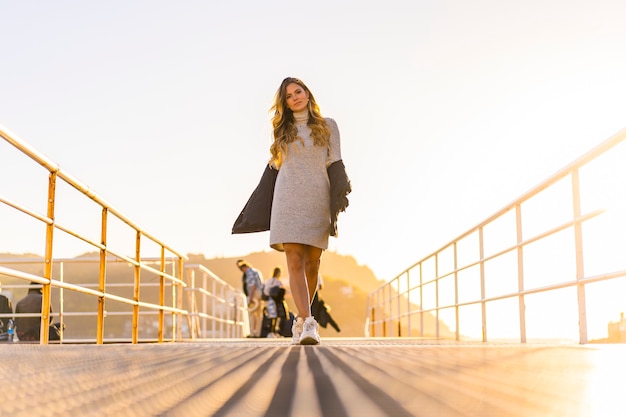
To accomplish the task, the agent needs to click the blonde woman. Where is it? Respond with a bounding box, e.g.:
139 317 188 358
268 77 350 345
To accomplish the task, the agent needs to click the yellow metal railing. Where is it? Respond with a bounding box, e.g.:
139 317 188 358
0 123 247 343
367 127 626 344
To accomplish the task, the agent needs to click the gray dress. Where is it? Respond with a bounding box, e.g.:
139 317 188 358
270 110 342 251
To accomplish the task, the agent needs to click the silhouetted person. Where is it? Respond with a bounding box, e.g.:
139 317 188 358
0 280 14 336
311 297 340 333
309 274 340 332
15 282 53 341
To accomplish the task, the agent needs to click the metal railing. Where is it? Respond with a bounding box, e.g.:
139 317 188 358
0 123 247 343
366 127 626 344
185 264 248 339
0 257 248 343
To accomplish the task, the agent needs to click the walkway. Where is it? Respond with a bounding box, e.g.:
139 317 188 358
0 338 623 416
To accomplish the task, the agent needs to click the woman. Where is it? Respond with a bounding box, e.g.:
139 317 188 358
268 77 345 345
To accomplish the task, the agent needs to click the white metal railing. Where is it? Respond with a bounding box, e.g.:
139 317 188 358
185 264 248 339
0 123 247 343
366 127 626 344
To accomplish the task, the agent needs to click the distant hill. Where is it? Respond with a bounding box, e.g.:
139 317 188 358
0 252 42 259
187 250 383 292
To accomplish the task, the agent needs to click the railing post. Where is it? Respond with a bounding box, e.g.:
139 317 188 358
212 279 217 338
385 284 390 337
372 291 377 337
406 270 411 337
177 257 184 341
369 302 374 337
97 208 107 344
516 204 527 343
379 289 383 337
371 292 375 337
378 287 384 337
435 254 440 339
220 285 226 338
232 293 237 338
132 231 141 344
188 268 197 340
419 263 423 337
572 169 588 344
202 271 208 338
223 285 227 337
479 227 487 342
59 261 64 343
381 286 385 336
41 171 57 344
396 277 402 337
454 242 460 341
158 246 165 342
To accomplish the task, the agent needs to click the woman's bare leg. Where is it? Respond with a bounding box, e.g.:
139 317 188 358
284 243 322 318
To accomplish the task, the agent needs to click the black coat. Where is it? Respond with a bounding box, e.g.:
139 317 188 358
232 160 351 237
327 160 352 237
232 164 278 234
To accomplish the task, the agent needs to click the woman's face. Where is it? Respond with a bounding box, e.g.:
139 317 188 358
284 82 309 112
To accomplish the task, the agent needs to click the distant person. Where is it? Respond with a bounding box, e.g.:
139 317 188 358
312 273 324 306
311 274 341 333
0 280 14 337
232 77 351 345
311 297 341 334
236 260 264 337
14 282 61 341
15 282 50 341
310 273 323 317
263 266 285 337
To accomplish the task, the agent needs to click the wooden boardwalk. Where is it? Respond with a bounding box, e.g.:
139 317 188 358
0 338 624 417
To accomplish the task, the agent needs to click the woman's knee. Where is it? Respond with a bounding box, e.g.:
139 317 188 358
304 249 321 270
285 246 305 270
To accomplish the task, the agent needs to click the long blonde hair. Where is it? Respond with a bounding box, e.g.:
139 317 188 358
269 77 331 168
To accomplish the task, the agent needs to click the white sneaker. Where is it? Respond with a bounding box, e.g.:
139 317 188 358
291 317 304 345
299 316 320 345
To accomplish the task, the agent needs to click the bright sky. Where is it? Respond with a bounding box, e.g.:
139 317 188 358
2 0 626 291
